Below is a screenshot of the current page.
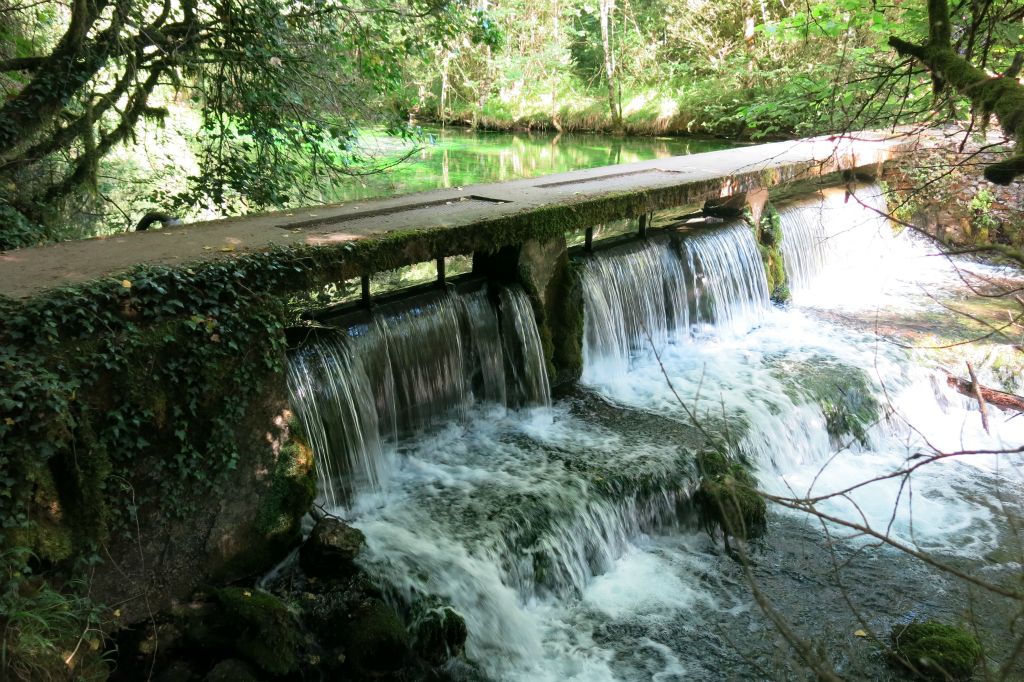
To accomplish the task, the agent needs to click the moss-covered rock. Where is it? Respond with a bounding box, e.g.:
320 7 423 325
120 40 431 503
299 517 366 579
339 598 412 677
693 450 766 543
220 425 317 578
181 587 302 677
767 354 880 448
889 620 982 681
754 204 790 304
411 603 468 665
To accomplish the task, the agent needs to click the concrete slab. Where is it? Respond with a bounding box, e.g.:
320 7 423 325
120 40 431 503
0 132 915 299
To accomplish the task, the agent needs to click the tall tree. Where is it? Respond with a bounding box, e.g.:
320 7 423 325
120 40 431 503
0 0 464 247
599 0 622 131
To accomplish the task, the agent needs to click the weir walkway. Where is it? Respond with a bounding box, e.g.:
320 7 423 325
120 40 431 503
0 132 915 299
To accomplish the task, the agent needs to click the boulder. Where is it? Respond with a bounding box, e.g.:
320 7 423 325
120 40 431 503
180 587 302 677
889 620 982 681
300 517 366 579
340 598 412 676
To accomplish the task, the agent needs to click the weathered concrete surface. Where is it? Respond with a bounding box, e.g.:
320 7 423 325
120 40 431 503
0 132 915 299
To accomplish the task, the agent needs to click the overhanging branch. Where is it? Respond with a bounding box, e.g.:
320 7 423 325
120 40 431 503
0 56 46 71
890 30 1024 184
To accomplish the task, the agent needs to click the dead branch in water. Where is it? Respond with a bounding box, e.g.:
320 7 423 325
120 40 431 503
946 371 1024 414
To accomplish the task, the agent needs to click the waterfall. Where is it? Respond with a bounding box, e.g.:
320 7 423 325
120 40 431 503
281 183 1023 681
683 224 771 332
581 222 769 377
777 184 897 303
288 286 551 508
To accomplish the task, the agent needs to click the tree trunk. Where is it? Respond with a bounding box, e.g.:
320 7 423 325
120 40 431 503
439 52 451 127
599 0 622 132
0 0 136 162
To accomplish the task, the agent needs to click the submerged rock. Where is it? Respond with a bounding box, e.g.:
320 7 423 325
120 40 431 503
766 353 881 448
889 620 982 681
300 517 366 578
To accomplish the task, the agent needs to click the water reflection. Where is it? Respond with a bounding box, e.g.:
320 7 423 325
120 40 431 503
322 127 735 204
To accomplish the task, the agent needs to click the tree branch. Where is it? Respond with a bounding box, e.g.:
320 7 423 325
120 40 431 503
890 27 1024 183
0 56 47 71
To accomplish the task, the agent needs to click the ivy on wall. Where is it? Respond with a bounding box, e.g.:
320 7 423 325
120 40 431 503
0 204 605 564
0 255 302 561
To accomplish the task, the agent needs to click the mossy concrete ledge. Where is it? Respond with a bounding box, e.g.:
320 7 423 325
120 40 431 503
0 131 916 300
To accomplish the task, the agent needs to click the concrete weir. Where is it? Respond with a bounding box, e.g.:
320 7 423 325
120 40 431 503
0 132 916 627
0 132 913 300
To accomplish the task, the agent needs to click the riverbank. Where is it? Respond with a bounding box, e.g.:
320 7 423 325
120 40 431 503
418 106 781 139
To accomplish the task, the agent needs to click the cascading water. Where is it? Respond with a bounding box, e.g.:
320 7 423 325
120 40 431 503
285 184 1024 680
287 286 550 508
582 222 769 381
776 183 946 309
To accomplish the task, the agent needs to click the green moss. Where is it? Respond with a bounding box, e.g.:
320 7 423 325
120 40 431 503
751 203 790 303
7 465 73 563
341 598 412 676
890 620 982 681
200 587 302 676
767 354 879 447
221 429 316 579
255 436 316 538
694 450 766 542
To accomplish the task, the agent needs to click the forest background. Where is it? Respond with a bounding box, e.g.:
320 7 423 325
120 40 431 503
0 0 1022 249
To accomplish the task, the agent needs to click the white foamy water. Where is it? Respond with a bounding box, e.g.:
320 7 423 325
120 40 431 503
289 183 1024 680
581 184 1024 560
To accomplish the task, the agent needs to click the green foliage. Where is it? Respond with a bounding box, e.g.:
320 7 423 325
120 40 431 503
422 0 945 139
0 198 46 251
0 0 479 243
969 188 999 242
0 549 108 681
890 620 982 681
0 252 307 567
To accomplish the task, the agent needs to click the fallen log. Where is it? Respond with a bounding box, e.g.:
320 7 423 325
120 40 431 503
945 373 1024 414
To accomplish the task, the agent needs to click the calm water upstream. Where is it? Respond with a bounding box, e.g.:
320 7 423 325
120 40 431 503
288 178 1024 680
321 127 734 203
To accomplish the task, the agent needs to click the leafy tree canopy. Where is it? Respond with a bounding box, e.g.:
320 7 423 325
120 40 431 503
0 0 478 247
2 0 1024 249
